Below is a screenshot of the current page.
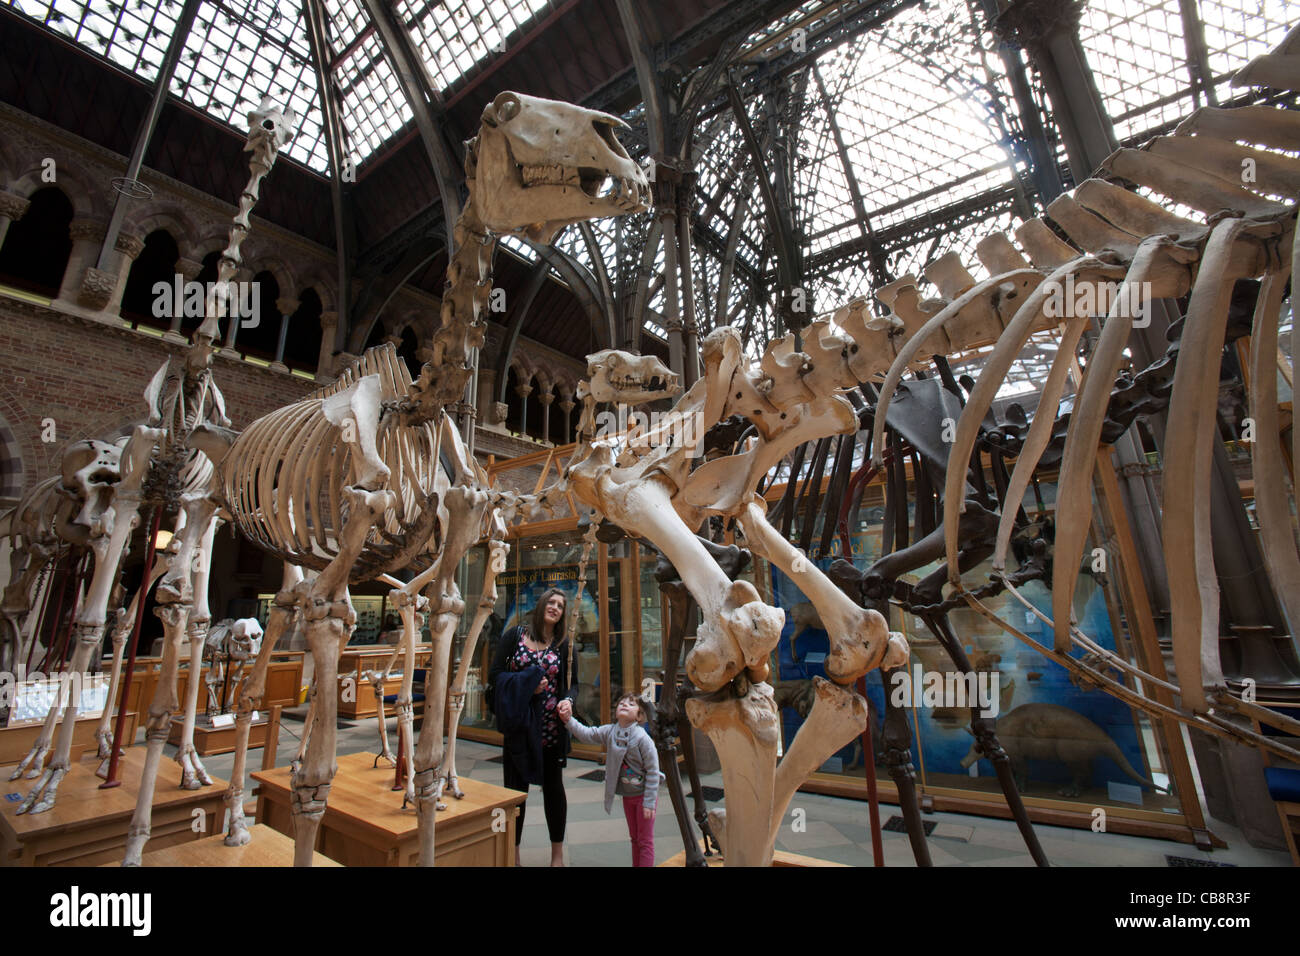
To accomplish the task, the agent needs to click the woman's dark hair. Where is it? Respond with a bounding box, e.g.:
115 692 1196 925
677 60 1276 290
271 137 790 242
527 587 569 644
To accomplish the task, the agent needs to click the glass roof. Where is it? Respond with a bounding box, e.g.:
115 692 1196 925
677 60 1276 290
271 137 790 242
6 0 558 175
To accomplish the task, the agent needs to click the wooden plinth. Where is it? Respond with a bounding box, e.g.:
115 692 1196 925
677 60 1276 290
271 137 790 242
0 748 227 866
659 849 847 867
0 711 138 766
253 751 524 866
113 824 340 867
166 715 267 755
337 647 431 718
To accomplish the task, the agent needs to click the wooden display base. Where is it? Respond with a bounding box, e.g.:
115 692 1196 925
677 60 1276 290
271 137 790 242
166 715 267 755
659 848 847 867
252 751 525 866
0 748 227 866
112 824 340 867
0 711 138 765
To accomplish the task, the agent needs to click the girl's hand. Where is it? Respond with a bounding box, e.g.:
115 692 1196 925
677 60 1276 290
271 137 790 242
557 699 572 721
643 806 654 820
535 677 549 695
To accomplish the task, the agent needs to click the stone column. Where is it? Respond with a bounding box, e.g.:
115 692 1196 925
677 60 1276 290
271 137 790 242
164 257 202 343
0 191 31 249
220 268 253 358
270 296 299 373
476 368 498 427
559 395 575 445
315 311 338 381
100 232 146 318
537 388 554 446
515 380 533 437
55 218 106 308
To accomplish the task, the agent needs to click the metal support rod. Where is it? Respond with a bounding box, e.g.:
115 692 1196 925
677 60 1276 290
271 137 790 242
303 0 357 352
95 0 204 271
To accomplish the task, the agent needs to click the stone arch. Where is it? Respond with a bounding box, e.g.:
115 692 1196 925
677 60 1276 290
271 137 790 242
242 248 297 301
0 404 26 504
296 266 337 313
124 202 201 259
6 159 103 220
0 139 22 188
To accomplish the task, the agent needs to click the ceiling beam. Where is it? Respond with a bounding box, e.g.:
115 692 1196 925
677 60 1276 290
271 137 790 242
360 0 465 254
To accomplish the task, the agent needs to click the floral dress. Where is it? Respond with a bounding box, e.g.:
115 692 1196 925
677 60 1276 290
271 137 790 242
508 634 563 748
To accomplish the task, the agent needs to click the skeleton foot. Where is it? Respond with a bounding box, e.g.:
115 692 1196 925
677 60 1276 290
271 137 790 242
10 743 49 780
17 764 66 815
122 824 149 866
177 747 213 789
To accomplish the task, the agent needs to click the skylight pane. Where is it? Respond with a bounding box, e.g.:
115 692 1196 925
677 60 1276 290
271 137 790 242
397 0 552 92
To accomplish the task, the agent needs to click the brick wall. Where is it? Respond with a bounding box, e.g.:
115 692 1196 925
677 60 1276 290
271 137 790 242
0 295 316 497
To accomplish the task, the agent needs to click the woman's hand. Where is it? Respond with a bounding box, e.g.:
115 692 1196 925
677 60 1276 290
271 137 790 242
534 677 549 695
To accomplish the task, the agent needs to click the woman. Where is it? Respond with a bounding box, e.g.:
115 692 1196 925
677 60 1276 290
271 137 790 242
489 586 580 866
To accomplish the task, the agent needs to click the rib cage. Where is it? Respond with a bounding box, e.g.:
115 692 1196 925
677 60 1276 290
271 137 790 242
216 343 443 581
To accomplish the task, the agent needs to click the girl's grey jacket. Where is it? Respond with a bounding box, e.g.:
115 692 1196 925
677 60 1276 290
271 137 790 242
563 716 663 813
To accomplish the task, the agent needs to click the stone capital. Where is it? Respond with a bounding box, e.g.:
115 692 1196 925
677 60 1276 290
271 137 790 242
559 399 575 414
0 191 30 221
78 267 118 310
491 401 509 425
276 296 299 316
115 232 146 259
515 382 534 399
69 218 106 243
177 257 203 280
536 391 555 406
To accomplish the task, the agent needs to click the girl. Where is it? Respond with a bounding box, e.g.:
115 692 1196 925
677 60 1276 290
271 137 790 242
557 692 662 867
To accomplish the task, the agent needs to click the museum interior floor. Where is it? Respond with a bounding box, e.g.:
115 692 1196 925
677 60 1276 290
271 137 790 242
178 708 1291 867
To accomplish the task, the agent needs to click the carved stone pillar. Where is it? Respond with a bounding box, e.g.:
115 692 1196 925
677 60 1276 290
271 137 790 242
270 296 299 373
164 257 203 343
99 232 146 317
559 396 575 445
56 218 106 307
537 389 554 446
316 311 338 381
220 268 253 358
0 191 31 249
515 380 533 437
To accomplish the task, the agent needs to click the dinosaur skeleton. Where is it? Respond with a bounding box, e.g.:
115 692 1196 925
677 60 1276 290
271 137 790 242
863 27 1300 753
748 28 1300 866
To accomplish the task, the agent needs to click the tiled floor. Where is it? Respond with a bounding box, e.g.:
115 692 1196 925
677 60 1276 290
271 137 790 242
182 709 1292 867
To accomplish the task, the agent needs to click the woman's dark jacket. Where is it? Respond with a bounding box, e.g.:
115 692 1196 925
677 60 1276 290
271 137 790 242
489 624 581 767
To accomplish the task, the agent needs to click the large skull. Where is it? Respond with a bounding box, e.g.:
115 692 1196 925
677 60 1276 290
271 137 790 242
472 92 649 242
581 349 680 405
245 97 298 162
59 438 123 531
228 618 264 661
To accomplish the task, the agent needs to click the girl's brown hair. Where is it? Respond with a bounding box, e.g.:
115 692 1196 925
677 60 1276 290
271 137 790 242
614 691 646 721
526 587 569 645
